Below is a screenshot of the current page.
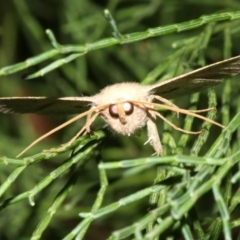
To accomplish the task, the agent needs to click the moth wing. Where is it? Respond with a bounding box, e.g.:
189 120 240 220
0 96 94 115
148 55 240 99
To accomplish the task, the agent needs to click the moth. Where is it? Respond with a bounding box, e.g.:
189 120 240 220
1 55 240 157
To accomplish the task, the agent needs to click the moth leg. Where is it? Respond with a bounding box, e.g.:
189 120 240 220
146 111 163 156
151 95 180 109
154 111 202 134
86 112 93 133
151 95 181 118
69 112 100 142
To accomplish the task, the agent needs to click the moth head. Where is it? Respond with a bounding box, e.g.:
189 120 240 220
92 82 151 135
109 101 134 124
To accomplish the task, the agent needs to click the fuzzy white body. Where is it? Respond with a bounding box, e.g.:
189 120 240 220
91 82 162 155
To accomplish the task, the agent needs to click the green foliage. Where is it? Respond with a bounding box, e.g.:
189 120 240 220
1 1 240 239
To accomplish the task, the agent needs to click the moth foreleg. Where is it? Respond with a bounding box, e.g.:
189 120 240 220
86 112 93 133
64 112 100 146
146 111 163 156
152 95 180 109
152 95 180 117
154 111 202 134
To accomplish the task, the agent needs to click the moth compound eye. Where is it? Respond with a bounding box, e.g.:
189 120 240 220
109 104 119 118
109 102 134 118
123 102 134 115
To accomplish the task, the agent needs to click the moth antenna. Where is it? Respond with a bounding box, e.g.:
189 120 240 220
154 111 201 134
130 100 224 129
189 108 216 113
153 95 216 113
152 102 224 128
16 104 110 158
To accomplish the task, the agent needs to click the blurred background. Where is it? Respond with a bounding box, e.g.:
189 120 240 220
0 0 240 239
